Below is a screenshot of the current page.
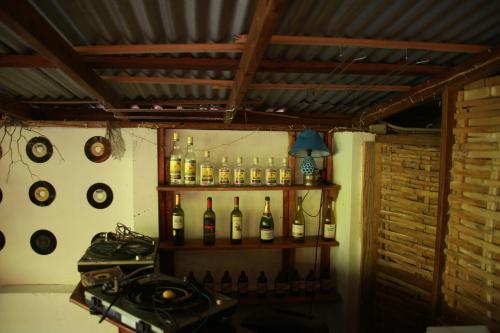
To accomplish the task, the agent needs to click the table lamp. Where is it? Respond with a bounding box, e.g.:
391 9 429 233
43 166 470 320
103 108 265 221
289 129 331 185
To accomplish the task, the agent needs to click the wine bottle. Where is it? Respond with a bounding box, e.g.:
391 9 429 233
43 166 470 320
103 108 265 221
230 196 242 244
257 271 268 298
320 269 333 294
234 156 246 186
305 269 316 296
200 151 214 185
290 269 301 296
203 197 216 245
169 132 183 185
274 271 286 297
237 270 249 297
203 271 215 293
183 136 196 185
279 157 291 185
186 271 197 285
220 271 232 296
250 157 262 186
218 156 231 185
259 196 274 243
292 196 305 243
172 193 184 245
323 197 336 241
265 157 277 186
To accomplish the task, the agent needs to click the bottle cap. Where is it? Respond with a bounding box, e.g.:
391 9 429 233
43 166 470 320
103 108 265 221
237 156 243 164
253 157 259 164
222 156 227 163
204 150 210 158
282 157 287 164
187 136 193 144
265 196 270 201
268 157 274 164
173 132 179 141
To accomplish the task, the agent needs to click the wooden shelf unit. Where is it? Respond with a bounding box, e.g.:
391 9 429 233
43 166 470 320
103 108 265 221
159 236 339 251
157 130 340 297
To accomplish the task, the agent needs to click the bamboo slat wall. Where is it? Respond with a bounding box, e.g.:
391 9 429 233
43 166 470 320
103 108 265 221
373 136 440 332
442 76 500 332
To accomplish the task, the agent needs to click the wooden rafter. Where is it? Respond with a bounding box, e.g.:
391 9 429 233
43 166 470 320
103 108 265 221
0 95 35 120
24 99 263 106
0 54 447 75
100 75 410 92
236 34 489 53
0 0 122 109
74 43 243 55
358 46 500 125
226 0 287 123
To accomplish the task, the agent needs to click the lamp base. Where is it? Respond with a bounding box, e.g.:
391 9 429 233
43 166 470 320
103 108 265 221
303 173 317 186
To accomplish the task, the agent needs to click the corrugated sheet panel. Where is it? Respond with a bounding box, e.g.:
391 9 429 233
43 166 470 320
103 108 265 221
0 0 498 115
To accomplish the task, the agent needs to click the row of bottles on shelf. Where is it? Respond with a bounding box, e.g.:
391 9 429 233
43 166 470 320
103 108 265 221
169 133 291 186
185 268 336 297
172 194 337 245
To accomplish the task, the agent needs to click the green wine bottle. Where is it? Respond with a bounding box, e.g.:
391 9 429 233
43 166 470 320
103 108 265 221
259 196 274 243
292 196 305 242
230 196 242 244
172 193 184 245
203 197 216 245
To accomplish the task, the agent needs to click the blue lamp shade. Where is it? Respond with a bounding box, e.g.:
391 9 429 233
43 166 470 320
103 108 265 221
288 129 331 158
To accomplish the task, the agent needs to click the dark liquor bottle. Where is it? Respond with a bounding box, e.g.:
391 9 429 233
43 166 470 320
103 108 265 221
220 271 232 296
305 269 316 296
274 271 286 297
230 196 242 244
237 271 249 297
292 196 305 243
290 269 302 296
186 271 197 285
172 193 184 245
257 271 268 298
203 271 214 293
320 269 333 294
323 197 336 241
259 197 274 243
203 197 216 245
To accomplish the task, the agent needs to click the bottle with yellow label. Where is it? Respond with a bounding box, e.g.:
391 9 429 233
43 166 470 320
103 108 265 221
234 156 246 186
265 157 277 186
183 136 196 185
250 157 262 186
200 151 214 186
169 132 183 185
279 157 291 185
218 156 231 185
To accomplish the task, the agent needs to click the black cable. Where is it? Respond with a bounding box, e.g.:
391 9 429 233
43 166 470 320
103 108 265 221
308 189 325 316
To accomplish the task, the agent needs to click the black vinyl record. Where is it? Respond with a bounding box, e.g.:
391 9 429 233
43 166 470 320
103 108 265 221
85 136 111 163
26 137 53 163
0 230 5 251
29 181 56 207
87 183 113 209
0 187 2 204
30 230 57 255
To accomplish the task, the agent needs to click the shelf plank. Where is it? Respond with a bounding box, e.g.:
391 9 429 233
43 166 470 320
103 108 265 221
157 184 341 192
237 290 341 305
159 236 339 251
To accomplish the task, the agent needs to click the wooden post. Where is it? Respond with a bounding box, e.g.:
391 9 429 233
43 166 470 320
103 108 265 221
431 86 457 320
320 131 334 273
282 131 297 274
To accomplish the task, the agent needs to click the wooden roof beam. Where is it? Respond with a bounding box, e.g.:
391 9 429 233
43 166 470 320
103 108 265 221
226 0 287 123
0 95 35 120
0 0 122 109
0 54 447 75
236 34 489 53
358 46 500 126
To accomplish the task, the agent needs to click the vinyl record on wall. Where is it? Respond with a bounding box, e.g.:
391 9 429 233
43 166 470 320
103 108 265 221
26 136 53 163
29 181 56 207
87 183 113 209
0 231 5 251
0 187 2 204
0 145 3 159
30 230 57 255
85 136 111 163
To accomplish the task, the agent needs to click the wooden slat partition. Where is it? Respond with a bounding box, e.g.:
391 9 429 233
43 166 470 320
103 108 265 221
442 75 500 332
371 135 440 332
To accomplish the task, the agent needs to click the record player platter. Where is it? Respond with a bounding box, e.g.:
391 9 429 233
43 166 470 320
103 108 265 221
85 273 237 333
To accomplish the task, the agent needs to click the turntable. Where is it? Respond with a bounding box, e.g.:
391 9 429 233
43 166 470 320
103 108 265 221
78 224 158 273
85 273 237 333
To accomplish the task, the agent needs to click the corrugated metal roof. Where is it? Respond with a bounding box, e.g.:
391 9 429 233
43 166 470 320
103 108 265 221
0 0 499 117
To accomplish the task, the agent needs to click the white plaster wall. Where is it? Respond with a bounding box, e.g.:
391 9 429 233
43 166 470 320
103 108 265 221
332 131 375 333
